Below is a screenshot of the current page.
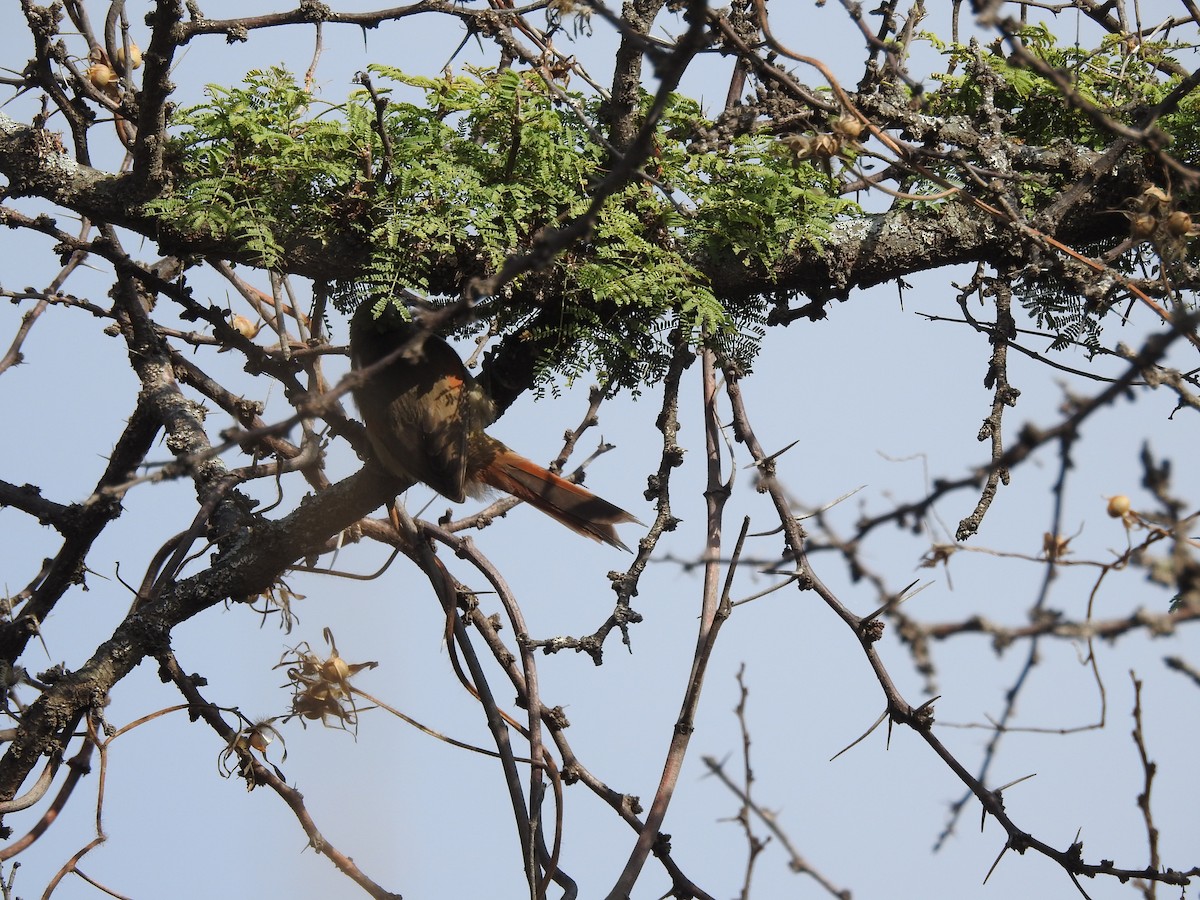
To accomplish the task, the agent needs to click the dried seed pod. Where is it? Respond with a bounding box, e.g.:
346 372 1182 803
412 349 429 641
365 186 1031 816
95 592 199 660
114 41 142 70
1128 212 1157 241
247 728 273 753
1042 532 1071 559
230 314 262 340
1140 185 1171 208
812 133 841 158
832 114 865 140
1165 210 1195 237
321 655 351 684
1106 495 1131 518
87 62 118 92
780 133 815 161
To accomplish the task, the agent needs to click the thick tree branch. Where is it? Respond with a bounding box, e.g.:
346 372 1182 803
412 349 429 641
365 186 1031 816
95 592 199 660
0 463 400 805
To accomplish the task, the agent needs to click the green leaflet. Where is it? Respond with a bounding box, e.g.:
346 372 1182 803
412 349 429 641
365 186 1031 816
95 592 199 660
144 65 857 390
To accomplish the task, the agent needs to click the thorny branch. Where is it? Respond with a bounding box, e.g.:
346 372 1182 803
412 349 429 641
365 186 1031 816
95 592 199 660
718 347 1200 895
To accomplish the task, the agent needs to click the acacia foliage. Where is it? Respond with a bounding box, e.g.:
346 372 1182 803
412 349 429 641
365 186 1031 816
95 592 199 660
147 64 854 387
142 21 1200 386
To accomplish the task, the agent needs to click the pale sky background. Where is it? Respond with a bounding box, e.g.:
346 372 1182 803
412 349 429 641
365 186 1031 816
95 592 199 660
1 2 1198 899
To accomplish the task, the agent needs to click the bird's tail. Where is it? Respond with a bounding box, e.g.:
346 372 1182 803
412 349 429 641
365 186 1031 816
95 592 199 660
478 450 639 550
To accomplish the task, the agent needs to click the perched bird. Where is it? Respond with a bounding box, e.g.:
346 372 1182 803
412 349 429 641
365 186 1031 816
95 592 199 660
349 301 638 550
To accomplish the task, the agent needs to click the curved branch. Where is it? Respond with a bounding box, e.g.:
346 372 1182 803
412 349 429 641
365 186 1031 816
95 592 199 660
0 463 401 805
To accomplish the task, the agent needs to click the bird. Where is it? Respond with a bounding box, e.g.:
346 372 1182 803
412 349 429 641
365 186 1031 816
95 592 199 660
349 301 639 550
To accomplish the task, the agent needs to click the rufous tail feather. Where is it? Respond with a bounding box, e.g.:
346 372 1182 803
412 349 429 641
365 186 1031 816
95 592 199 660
478 451 638 551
